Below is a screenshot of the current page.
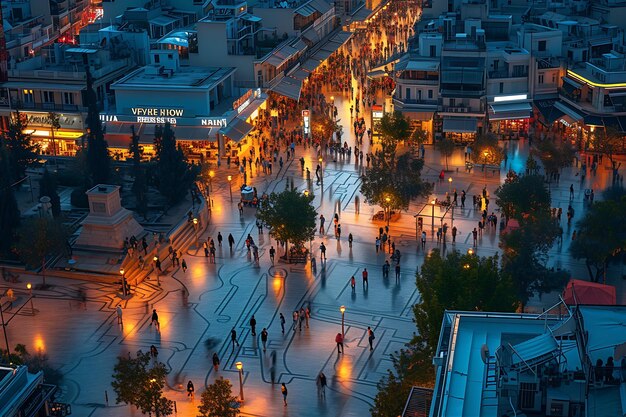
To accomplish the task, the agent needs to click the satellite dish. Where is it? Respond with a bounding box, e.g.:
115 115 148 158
481 344 490 364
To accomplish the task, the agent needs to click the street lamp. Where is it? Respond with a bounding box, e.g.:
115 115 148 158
227 175 233 202
431 199 436 233
193 218 199 248
236 361 244 402
119 268 127 297
318 156 324 185
26 283 34 312
483 150 489 178
385 196 391 227
467 248 474 256
153 256 160 286
208 170 215 209
340 305 346 337
304 189 310 198
448 177 452 194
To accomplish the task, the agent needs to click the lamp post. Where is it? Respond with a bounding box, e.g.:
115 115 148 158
483 150 489 178
467 248 474 256
448 177 452 194
26 283 34 312
208 170 215 209
431 199 436 234
227 175 233 202
193 218 199 248
330 95 335 119
236 361 244 402
385 196 391 227
119 268 127 297
318 156 324 186
340 305 346 337
153 256 160 286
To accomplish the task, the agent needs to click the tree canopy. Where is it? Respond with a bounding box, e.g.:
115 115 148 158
376 111 410 156
470 133 503 166
197 377 240 417
256 188 317 249
495 174 551 222
39 168 61 218
2 110 39 181
435 137 455 171
111 350 173 417
0 141 20 257
589 127 624 169
84 67 111 186
533 139 574 176
155 122 197 205
371 249 515 417
570 186 626 282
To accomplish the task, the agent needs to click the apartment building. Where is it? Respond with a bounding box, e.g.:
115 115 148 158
0 365 62 417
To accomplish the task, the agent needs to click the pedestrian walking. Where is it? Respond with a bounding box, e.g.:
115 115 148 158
362 268 369 287
461 190 466 208
151 309 160 331
335 332 344 353
421 231 426 250
261 328 268 352
319 214 326 234
181 258 187 272
187 380 195 400
368 327 375 351
350 276 356 292
452 226 457 243
231 328 240 348
395 263 401 281
228 233 235 251
280 313 286 334
150 344 158 361
320 242 326 260
355 195 360 213
269 246 275 263
212 352 220 371
250 315 257 336
348 233 353 248
281 383 288 406
375 237 380 253
472 228 478 246
570 184 574 200
270 350 277 384
116 304 123 325
299 307 305 331
305 306 311 328
292 310 299 331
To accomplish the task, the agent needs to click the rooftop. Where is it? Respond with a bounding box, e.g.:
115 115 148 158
112 66 236 90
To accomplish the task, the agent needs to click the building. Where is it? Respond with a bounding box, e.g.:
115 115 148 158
410 305 626 417
0 43 134 155
0 365 62 417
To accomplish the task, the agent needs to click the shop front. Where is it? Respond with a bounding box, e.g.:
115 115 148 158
218 89 267 158
441 117 480 144
404 111 434 144
488 99 532 140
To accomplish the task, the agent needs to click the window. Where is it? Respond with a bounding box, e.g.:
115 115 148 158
430 45 436 57
552 73 557 83
538 74 544 84
154 54 160 63
63 92 74 105
499 83 504 94
405 88 411 100
168 54 173 59
493 60 499 70
23 89 34 103
43 91 54 103
538 40 546 51
428 90 433 99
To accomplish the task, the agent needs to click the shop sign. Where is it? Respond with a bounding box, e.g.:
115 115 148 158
372 105 384 119
302 110 310 134
200 117 228 127
25 112 83 130
131 107 184 117
560 118 571 127
234 88 262 114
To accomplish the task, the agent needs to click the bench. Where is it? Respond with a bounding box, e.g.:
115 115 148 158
288 254 308 264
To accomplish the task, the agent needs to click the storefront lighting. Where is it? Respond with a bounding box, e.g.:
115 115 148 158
493 94 527 103
567 70 626 88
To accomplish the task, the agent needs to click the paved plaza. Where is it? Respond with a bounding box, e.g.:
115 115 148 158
3 92 626 417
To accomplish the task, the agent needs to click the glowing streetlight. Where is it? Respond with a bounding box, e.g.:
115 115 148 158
431 199 436 232
193 218 199 248
385 196 391 227
318 157 324 185
236 361 244 402
448 177 452 193
26 283 34 312
208 170 215 208
304 190 310 197
340 305 346 337
119 268 127 297
227 175 233 202
468 248 474 256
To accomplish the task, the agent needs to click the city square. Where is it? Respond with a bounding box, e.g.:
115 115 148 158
2 0 626 416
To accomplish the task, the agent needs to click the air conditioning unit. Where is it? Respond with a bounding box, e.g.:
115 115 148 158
519 381 541 412
546 397 569 416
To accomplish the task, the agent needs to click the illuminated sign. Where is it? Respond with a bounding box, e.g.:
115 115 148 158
302 110 310 134
493 94 527 103
234 88 262 114
25 112 83 129
559 118 571 127
136 116 178 124
201 118 228 127
567 69 626 88
131 107 184 117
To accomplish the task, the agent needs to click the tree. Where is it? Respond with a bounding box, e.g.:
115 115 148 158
155 123 196 205
2 344 63 385
130 126 148 218
312 112 341 143
409 127 428 148
111 350 174 417
360 152 432 213
197 377 240 417
371 249 515 416
471 132 503 166
495 174 551 222
533 138 574 178
46 112 61 158
570 187 626 282
14 217 68 287
39 168 61 217
435 137 455 171
0 141 20 257
84 65 110 185
590 126 624 173
2 110 39 181
376 111 410 158
256 189 316 252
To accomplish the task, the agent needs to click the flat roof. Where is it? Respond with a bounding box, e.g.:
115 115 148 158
112 66 236 90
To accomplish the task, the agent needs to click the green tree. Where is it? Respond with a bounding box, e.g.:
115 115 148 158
360 152 432 213
1 344 63 385
377 111 410 158
39 168 61 217
533 139 574 177
155 123 196 205
111 350 174 417
14 217 68 287
197 377 240 417
0 141 20 257
371 250 515 416
130 126 148 218
84 66 110 185
409 127 428 148
570 187 626 282
495 174 551 222
2 110 39 181
256 189 316 253
590 127 624 172
435 137 455 171
471 132 503 166
312 112 341 143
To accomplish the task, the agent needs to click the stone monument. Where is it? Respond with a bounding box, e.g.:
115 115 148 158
75 185 143 249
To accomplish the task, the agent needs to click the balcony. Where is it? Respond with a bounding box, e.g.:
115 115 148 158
397 77 439 85
488 69 529 79
438 104 484 116
18 102 87 112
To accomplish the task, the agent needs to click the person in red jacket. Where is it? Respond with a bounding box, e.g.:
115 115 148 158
335 332 344 353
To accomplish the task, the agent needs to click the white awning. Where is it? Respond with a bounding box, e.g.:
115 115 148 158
240 13 262 22
442 118 477 133
554 101 584 122
405 60 440 72
149 15 177 27
367 69 388 79
174 125 216 141
489 102 532 121
237 94 267 121
270 76 303 101
219 118 254 142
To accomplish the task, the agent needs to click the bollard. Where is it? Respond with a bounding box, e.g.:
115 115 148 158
105 390 109 406
174 401 177 413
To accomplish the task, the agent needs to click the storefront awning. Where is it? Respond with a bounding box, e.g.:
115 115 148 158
442 118 477 133
174 126 216 141
489 102 532 121
270 76 303 101
330 31 352 46
367 69 388 79
264 45 299 68
302 27 321 44
312 48 333 62
534 99 565 125
220 118 254 142
301 59 322 72
291 68 311 82
237 93 267 121
562 76 583 89
554 101 584 122
406 111 434 121
583 114 603 126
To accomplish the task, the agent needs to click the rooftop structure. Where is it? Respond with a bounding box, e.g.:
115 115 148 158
0 365 58 417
